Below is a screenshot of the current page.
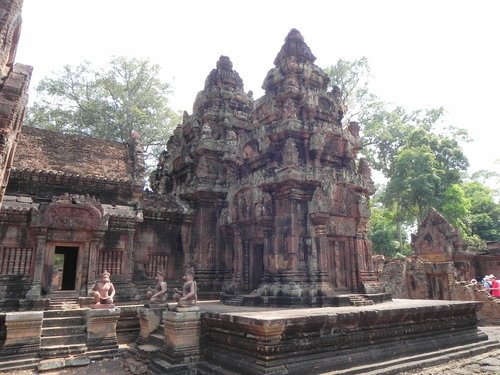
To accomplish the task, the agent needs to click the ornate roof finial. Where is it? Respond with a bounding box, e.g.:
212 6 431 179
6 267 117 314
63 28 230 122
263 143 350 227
274 28 316 66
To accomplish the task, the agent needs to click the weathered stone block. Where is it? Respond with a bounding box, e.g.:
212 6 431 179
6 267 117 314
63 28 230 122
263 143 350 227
162 310 201 364
2 311 42 355
86 307 120 352
137 306 165 344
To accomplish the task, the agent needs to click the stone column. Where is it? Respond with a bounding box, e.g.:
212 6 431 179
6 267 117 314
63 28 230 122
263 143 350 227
86 307 121 353
87 239 100 294
26 235 46 300
126 229 135 279
162 309 201 364
1 311 43 356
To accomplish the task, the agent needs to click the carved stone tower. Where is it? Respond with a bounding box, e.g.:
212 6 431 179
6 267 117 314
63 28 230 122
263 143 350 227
151 29 382 305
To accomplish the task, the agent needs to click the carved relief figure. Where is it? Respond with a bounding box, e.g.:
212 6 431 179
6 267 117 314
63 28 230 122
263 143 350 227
91 270 115 307
173 267 197 307
283 138 299 165
282 98 297 119
201 123 212 139
146 270 168 305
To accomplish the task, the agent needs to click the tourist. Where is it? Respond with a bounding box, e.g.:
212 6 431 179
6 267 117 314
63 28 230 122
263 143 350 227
91 270 115 305
146 270 168 304
173 267 197 307
490 275 500 298
481 275 493 293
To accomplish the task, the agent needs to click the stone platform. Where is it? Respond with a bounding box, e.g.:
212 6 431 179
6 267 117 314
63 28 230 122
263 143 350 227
197 299 494 375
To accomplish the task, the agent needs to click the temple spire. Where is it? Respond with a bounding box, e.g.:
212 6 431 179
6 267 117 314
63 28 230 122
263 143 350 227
273 28 316 66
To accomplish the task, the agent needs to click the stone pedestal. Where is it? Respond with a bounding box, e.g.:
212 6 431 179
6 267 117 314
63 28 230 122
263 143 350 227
137 306 167 344
86 308 121 353
1 311 43 356
162 309 201 364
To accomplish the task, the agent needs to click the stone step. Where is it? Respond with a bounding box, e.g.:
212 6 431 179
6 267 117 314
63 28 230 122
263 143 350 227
86 348 120 361
148 358 196 375
197 361 237 375
39 344 87 359
41 333 86 347
0 356 38 372
43 316 85 327
42 324 86 336
321 340 500 375
44 308 87 318
149 332 165 347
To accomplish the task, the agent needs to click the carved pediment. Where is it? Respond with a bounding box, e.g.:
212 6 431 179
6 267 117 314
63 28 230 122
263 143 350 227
42 196 106 230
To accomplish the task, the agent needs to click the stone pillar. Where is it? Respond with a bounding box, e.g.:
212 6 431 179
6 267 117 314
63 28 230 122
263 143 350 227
86 307 121 353
1 311 43 356
137 306 165 344
87 239 100 294
126 229 135 280
162 309 201 364
26 235 46 300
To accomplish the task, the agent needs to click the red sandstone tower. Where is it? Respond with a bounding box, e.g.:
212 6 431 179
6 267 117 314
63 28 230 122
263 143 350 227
152 29 383 305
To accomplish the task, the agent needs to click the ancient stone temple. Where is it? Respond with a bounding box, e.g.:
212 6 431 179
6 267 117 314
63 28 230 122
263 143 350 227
2 27 498 375
0 0 32 207
150 29 382 305
1 126 145 309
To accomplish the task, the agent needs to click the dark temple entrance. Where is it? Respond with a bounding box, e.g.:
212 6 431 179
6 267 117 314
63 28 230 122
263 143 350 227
250 244 264 291
52 246 79 290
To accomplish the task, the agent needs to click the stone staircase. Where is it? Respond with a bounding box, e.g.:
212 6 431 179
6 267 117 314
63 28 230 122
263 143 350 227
40 308 88 359
223 295 245 306
47 291 81 310
0 353 39 373
348 294 374 307
125 321 165 374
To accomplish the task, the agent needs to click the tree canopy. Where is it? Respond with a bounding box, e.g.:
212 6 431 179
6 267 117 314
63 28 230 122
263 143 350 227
26 56 180 165
325 57 498 256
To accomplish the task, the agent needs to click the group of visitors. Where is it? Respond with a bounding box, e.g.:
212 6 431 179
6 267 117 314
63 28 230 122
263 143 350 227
478 274 500 298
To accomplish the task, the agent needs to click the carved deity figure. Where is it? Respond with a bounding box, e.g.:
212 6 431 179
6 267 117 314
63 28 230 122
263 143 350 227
283 138 299 165
282 98 297 119
91 270 115 306
226 130 237 148
201 123 212 139
146 270 168 304
173 267 197 307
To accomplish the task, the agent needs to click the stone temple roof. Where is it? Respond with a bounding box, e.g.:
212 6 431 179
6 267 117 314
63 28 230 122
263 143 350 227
13 126 134 180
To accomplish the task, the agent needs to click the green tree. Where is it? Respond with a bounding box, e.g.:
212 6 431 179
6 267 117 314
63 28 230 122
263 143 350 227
462 181 500 241
26 56 180 164
369 205 408 257
325 58 470 180
438 184 471 236
385 145 441 224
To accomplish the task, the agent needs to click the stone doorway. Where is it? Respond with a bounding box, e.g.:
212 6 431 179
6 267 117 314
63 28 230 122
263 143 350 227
51 246 79 291
328 239 351 292
250 244 264 291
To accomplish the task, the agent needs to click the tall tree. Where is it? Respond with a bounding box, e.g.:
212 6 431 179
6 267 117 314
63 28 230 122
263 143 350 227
26 56 180 165
385 145 441 224
462 181 500 241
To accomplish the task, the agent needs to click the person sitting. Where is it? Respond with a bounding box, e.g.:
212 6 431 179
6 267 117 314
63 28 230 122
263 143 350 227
146 270 168 305
91 270 115 306
173 267 197 308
